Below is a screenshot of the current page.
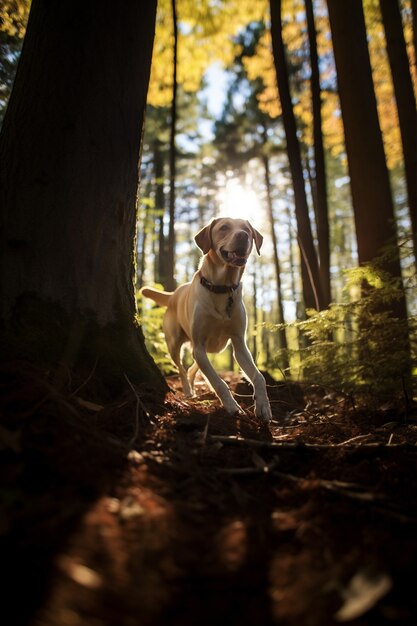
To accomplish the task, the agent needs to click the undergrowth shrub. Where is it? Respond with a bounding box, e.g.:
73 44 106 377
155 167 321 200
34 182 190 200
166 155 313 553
271 260 416 405
137 289 174 375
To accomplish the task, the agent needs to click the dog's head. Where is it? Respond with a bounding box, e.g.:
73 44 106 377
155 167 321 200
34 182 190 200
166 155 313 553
194 218 263 267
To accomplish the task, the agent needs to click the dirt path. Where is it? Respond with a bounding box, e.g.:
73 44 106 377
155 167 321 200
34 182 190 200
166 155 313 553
2 369 417 626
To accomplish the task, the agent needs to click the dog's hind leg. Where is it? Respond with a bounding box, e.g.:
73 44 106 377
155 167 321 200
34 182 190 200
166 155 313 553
163 311 192 396
168 338 192 397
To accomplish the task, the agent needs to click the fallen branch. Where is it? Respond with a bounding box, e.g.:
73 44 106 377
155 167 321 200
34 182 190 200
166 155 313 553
124 374 151 447
209 434 415 451
217 456 280 476
272 470 417 522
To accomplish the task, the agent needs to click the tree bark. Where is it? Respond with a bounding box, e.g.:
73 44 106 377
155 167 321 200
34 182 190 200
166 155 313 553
411 0 417 68
379 0 417 262
262 145 289 371
166 0 178 291
0 0 166 395
269 0 324 312
252 269 258 358
305 0 331 307
154 139 168 286
327 0 407 322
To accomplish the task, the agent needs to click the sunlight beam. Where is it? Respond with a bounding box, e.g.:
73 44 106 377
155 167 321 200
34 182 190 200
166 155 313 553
218 178 262 226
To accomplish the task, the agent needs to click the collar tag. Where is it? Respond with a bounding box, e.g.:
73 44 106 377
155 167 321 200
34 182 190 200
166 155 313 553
226 295 234 318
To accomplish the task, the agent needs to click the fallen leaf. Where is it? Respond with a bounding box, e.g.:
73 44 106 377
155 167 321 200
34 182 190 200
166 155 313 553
75 397 104 412
252 450 267 470
335 570 392 621
59 556 102 589
0 426 21 452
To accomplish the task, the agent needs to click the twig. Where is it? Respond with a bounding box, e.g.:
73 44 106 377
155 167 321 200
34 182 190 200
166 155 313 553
209 434 414 451
401 375 410 424
217 456 280 476
124 374 150 447
337 434 372 446
273 470 417 522
273 471 383 502
210 435 297 449
71 358 98 396
201 414 211 445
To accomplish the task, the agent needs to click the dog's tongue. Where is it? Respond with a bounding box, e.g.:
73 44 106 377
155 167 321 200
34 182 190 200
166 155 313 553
228 251 247 265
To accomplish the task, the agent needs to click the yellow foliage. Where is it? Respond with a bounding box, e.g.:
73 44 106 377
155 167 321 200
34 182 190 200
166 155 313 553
403 0 417 96
321 92 345 158
241 0 414 170
148 0 268 107
0 0 30 37
243 30 281 118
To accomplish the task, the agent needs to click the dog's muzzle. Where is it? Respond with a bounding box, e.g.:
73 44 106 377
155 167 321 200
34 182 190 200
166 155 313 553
221 231 250 266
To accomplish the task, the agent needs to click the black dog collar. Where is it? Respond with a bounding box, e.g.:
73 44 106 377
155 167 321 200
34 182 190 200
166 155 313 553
200 275 240 318
200 275 240 294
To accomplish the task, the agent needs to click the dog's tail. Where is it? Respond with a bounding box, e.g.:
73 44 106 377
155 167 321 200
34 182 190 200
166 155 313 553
140 286 172 307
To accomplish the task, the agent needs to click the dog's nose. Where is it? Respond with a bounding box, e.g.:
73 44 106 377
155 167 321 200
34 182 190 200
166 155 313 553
236 230 249 243
234 230 250 256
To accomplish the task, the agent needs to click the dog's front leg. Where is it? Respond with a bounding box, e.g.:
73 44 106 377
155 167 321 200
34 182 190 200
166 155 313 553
192 344 242 415
231 336 272 423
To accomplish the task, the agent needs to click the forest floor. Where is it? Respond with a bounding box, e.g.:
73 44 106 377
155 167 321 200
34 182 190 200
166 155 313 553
2 365 417 626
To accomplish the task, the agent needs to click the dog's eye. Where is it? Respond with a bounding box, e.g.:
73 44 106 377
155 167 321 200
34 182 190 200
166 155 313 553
220 224 230 231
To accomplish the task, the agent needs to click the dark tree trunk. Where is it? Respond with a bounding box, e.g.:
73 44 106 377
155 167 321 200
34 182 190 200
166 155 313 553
262 144 289 371
137 180 153 290
252 269 258 359
269 0 324 312
305 0 331 307
0 0 166 395
412 0 417 68
379 0 417 262
327 0 407 323
154 140 168 286
166 0 178 291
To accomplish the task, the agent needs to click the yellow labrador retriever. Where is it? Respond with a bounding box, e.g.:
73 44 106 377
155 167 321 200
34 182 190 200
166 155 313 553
141 217 272 422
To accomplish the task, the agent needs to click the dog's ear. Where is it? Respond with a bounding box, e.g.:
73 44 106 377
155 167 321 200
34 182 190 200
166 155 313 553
247 221 263 255
194 219 217 254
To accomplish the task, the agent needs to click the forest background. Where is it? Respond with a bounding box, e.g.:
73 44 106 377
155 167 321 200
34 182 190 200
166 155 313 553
1 0 416 404
2 4 417 624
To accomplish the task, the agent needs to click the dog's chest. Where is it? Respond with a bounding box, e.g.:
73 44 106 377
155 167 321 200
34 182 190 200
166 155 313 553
196 297 242 352
204 321 233 352
211 295 235 320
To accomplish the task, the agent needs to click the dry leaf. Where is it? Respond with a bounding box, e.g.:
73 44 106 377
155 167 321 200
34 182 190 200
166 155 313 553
252 450 267 470
335 570 392 621
75 397 104 412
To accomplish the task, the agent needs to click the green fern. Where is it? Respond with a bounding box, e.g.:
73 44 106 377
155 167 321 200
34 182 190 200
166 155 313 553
270 259 416 405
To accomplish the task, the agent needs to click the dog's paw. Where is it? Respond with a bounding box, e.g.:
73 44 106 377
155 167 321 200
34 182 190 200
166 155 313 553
255 400 272 423
223 397 244 416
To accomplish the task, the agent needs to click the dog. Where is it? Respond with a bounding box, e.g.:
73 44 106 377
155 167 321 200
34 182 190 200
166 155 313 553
141 217 272 422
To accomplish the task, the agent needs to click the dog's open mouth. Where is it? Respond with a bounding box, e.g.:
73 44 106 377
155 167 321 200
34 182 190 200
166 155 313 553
221 248 248 266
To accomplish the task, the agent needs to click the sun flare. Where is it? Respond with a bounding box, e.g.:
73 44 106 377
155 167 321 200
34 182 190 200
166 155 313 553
218 179 262 226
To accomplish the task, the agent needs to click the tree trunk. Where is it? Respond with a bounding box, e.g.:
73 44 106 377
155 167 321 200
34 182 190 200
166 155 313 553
252 269 258 359
0 0 166 395
269 0 324 312
305 0 331 307
379 0 417 263
327 0 407 323
262 145 289 371
166 0 178 291
411 0 417 68
154 140 168 286
137 179 153 290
